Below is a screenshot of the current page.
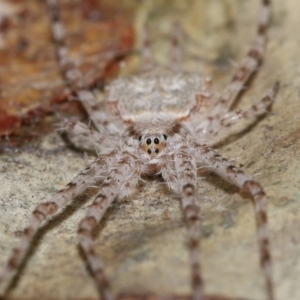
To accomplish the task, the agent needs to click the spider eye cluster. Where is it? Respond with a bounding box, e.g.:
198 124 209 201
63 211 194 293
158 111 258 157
139 134 167 157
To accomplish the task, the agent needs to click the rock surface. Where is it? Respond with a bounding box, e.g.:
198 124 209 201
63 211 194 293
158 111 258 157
0 0 300 299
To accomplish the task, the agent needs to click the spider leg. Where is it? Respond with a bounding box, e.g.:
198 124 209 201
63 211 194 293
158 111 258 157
0 151 117 289
77 152 141 300
199 82 279 143
47 0 121 134
76 89 122 135
172 147 203 300
195 144 274 300
56 119 120 156
205 0 271 129
46 0 82 88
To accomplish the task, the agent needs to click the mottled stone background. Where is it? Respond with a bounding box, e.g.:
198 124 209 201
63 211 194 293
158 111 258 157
0 0 299 299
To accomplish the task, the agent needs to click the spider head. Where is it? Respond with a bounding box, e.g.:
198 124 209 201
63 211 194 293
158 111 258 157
139 134 167 157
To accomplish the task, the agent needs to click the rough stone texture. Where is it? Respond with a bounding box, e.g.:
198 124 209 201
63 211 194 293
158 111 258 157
0 0 300 300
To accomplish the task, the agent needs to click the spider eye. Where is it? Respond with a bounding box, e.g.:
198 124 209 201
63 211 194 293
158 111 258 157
141 134 166 156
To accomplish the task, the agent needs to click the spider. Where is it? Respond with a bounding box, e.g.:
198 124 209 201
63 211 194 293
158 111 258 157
0 0 279 300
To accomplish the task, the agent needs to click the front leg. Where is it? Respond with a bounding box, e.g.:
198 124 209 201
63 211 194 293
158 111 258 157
194 144 274 300
78 151 142 300
173 147 204 300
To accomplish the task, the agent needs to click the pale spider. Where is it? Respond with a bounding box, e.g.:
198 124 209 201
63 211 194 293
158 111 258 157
0 0 279 300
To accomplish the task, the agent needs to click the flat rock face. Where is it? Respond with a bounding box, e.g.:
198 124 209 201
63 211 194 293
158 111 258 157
1 0 300 300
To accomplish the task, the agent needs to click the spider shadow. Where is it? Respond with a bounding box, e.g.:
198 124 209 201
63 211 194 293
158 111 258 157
3 187 99 297
199 168 253 229
59 131 98 157
213 112 271 149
